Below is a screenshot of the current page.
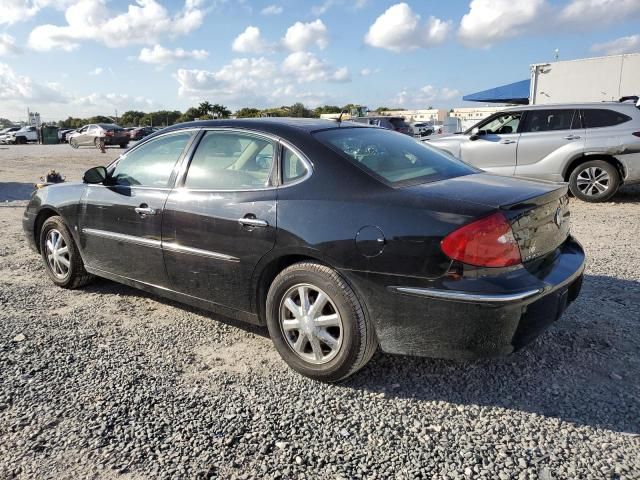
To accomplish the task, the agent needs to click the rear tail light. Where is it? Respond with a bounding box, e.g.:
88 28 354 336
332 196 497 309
633 131 640 137
105 130 113 137
441 212 522 268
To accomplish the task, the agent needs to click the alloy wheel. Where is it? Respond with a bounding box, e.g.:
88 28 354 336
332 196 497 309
45 229 70 279
576 167 610 196
279 283 343 364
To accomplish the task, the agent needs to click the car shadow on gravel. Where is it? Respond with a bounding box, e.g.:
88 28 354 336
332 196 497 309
0 182 36 202
344 274 640 435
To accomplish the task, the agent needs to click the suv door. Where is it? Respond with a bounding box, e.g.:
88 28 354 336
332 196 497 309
162 129 278 314
515 108 584 181
460 111 522 175
78 130 197 285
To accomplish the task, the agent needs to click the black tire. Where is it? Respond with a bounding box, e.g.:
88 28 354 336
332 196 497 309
266 261 377 382
569 160 620 202
39 216 93 289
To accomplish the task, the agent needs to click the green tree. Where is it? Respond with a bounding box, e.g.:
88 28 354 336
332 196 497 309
198 101 213 116
313 105 341 117
177 107 203 123
289 102 314 118
120 110 146 127
210 104 231 119
235 108 261 118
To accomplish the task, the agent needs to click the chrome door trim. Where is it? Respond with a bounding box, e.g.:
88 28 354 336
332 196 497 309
82 228 162 249
161 242 239 262
390 286 542 303
237 218 269 228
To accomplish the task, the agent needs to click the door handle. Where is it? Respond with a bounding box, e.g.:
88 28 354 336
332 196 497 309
238 217 268 228
564 135 581 140
499 139 516 144
135 205 157 216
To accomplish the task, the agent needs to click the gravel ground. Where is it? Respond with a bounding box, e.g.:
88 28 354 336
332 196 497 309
1 144 639 479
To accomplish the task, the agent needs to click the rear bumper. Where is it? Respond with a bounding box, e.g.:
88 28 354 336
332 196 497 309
341 237 586 359
104 136 129 145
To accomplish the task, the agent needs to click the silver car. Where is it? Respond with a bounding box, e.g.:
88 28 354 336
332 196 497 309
426 101 640 202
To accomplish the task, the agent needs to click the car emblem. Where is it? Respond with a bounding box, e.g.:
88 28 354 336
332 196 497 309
554 207 563 228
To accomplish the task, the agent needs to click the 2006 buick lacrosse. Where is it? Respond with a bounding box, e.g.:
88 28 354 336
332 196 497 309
23 118 585 381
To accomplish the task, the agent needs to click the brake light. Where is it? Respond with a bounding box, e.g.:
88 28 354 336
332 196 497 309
441 212 522 267
105 130 113 137
633 131 640 137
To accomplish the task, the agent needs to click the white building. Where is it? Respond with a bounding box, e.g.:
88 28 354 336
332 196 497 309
449 106 505 131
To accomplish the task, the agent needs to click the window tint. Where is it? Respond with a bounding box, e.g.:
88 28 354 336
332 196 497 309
476 113 521 135
184 131 274 190
111 132 193 187
315 127 474 186
282 147 309 184
582 109 631 128
521 109 576 132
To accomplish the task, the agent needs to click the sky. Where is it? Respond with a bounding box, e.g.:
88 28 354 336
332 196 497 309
1 0 639 122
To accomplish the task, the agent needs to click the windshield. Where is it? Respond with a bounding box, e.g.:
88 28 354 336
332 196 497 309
315 127 476 186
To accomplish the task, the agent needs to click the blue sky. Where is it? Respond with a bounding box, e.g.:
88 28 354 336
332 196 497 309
1 0 639 121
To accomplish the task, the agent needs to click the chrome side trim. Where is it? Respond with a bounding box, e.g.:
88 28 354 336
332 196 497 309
82 228 161 248
390 286 542 304
162 242 239 262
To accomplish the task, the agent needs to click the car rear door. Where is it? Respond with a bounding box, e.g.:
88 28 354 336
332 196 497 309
161 129 278 313
515 109 585 181
78 130 197 286
459 111 522 176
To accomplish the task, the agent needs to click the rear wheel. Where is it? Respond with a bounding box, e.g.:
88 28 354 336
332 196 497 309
569 160 620 202
40 216 93 289
266 261 377 382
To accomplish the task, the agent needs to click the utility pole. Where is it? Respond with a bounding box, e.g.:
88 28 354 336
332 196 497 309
115 109 118 124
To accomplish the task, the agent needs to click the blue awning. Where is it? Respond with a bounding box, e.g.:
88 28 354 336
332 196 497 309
463 79 530 104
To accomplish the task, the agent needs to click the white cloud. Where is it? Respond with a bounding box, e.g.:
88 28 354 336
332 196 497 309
311 0 367 15
360 68 380 76
261 4 282 15
283 19 329 51
89 67 103 76
0 62 69 104
232 26 273 54
364 3 450 52
560 0 640 26
591 35 640 55
282 51 350 83
28 0 205 51
138 44 208 65
0 0 40 26
0 34 20 56
74 92 157 111
394 84 461 108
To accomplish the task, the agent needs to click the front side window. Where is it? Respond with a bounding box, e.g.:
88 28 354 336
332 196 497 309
315 127 475 186
111 131 194 187
184 131 275 190
472 113 522 135
282 146 309 184
521 109 577 133
582 109 631 129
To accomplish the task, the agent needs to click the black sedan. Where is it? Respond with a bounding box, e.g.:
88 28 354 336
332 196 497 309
23 119 585 381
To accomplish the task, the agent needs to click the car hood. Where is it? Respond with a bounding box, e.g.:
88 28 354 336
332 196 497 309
403 173 567 210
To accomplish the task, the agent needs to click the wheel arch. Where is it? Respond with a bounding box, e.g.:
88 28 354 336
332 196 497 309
563 154 626 183
33 207 62 253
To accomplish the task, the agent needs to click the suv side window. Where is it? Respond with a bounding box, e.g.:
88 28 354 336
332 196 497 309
184 131 275 190
476 112 522 135
282 146 309 184
111 131 194 187
582 109 631 129
521 109 577 132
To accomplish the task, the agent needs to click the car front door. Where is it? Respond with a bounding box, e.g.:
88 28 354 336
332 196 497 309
78 130 197 286
459 112 523 175
515 109 585 181
162 129 278 314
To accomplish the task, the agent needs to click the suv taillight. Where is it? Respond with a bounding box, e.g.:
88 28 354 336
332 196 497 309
440 212 522 267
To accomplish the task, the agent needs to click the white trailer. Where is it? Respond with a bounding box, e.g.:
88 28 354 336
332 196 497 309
530 53 640 105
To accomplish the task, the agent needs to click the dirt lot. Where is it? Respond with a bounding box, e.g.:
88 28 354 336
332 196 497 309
1 144 639 479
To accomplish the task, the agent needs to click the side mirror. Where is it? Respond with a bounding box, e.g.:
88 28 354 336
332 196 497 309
470 133 479 141
470 129 487 141
83 166 108 184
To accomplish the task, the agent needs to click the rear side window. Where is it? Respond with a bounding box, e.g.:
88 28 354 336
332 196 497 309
282 146 308 184
315 127 475 186
521 109 577 132
582 109 631 128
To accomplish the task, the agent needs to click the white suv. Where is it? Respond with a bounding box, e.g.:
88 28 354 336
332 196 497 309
2 126 38 145
427 100 640 202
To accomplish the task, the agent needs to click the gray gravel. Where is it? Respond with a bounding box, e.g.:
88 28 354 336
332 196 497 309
1 144 640 479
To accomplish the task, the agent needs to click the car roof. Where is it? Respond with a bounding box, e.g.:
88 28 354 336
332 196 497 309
501 102 638 111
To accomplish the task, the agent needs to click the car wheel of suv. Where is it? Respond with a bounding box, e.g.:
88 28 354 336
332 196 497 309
569 160 620 202
70 138 79 149
266 261 377 382
39 216 93 289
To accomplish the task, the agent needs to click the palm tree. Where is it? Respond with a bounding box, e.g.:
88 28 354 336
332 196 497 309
198 101 213 117
211 104 231 119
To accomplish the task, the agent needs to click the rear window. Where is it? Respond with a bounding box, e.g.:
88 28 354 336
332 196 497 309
315 127 475 186
582 109 630 128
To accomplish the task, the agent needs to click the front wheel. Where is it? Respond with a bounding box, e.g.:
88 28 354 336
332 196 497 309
70 138 79 149
266 262 377 382
569 160 620 202
39 216 93 289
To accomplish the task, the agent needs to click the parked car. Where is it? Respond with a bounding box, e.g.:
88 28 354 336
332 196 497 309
411 122 434 137
67 123 129 149
351 116 412 135
426 100 640 202
23 118 585 381
129 126 154 141
1 126 38 144
0 126 21 143
58 129 76 143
